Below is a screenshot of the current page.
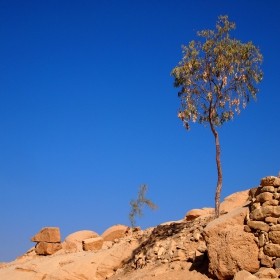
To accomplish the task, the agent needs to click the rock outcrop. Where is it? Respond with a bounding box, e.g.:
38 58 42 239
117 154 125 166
101 224 129 241
203 207 260 279
2 174 280 280
31 227 62 255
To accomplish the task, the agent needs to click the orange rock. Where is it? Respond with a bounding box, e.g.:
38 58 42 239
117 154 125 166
82 237 104 251
30 227 61 243
101 225 129 241
65 230 99 251
35 242 62 255
184 209 207 221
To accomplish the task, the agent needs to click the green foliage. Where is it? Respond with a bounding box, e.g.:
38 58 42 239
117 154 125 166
171 15 263 130
129 184 159 228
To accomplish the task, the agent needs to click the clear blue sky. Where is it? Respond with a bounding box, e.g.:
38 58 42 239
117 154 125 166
0 0 279 262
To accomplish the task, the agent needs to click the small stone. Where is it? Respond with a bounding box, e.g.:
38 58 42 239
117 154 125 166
259 233 266 247
255 267 277 279
269 231 280 244
255 192 275 203
244 225 252 232
251 202 261 211
264 244 280 257
263 200 279 207
247 221 270 232
274 258 280 268
233 270 253 280
270 224 280 231
259 247 264 259
265 217 278 224
261 255 274 268
261 186 276 193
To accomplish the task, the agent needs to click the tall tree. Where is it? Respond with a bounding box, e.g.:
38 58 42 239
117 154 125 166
171 15 263 218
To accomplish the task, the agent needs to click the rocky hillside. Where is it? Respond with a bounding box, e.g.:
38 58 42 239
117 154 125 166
1 175 280 280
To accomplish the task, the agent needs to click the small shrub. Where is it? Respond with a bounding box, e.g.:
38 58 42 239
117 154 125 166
129 184 159 228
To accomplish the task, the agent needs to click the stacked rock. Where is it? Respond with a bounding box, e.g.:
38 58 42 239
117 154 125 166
31 227 62 255
247 176 280 269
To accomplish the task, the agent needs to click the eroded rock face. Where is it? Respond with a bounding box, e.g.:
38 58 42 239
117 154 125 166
30 227 61 243
101 224 129 241
203 207 259 280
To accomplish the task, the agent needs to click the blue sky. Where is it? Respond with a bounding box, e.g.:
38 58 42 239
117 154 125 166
0 0 279 262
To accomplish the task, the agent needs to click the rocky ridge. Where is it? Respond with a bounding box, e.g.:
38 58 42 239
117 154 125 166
1 175 280 280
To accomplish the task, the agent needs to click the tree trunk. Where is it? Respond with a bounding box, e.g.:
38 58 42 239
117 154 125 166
209 122 223 219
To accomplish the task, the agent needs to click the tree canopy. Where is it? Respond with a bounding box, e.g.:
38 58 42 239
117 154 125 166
171 15 263 218
171 15 263 131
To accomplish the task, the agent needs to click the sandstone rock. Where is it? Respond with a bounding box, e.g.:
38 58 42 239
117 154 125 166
101 224 129 241
255 267 278 278
263 200 279 207
185 209 207 221
256 192 275 203
261 176 280 187
233 270 253 280
244 225 252 232
61 240 77 253
204 207 259 280
249 187 262 199
270 224 280 231
247 221 270 232
82 236 104 251
269 231 280 244
201 207 215 215
274 258 280 268
35 241 62 255
259 233 266 247
264 244 280 257
261 186 276 193
65 230 99 251
261 255 274 268
204 206 249 235
30 227 61 243
265 217 278 224
251 202 261 211
220 190 250 214
250 206 280 221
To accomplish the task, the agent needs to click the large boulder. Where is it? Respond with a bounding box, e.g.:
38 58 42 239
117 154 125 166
184 209 208 221
30 227 61 243
65 230 99 251
220 190 250 214
203 207 259 280
35 242 62 255
101 225 129 241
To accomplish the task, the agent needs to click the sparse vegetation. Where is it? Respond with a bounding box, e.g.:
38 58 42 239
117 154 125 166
171 15 263 218
129 184 159 228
